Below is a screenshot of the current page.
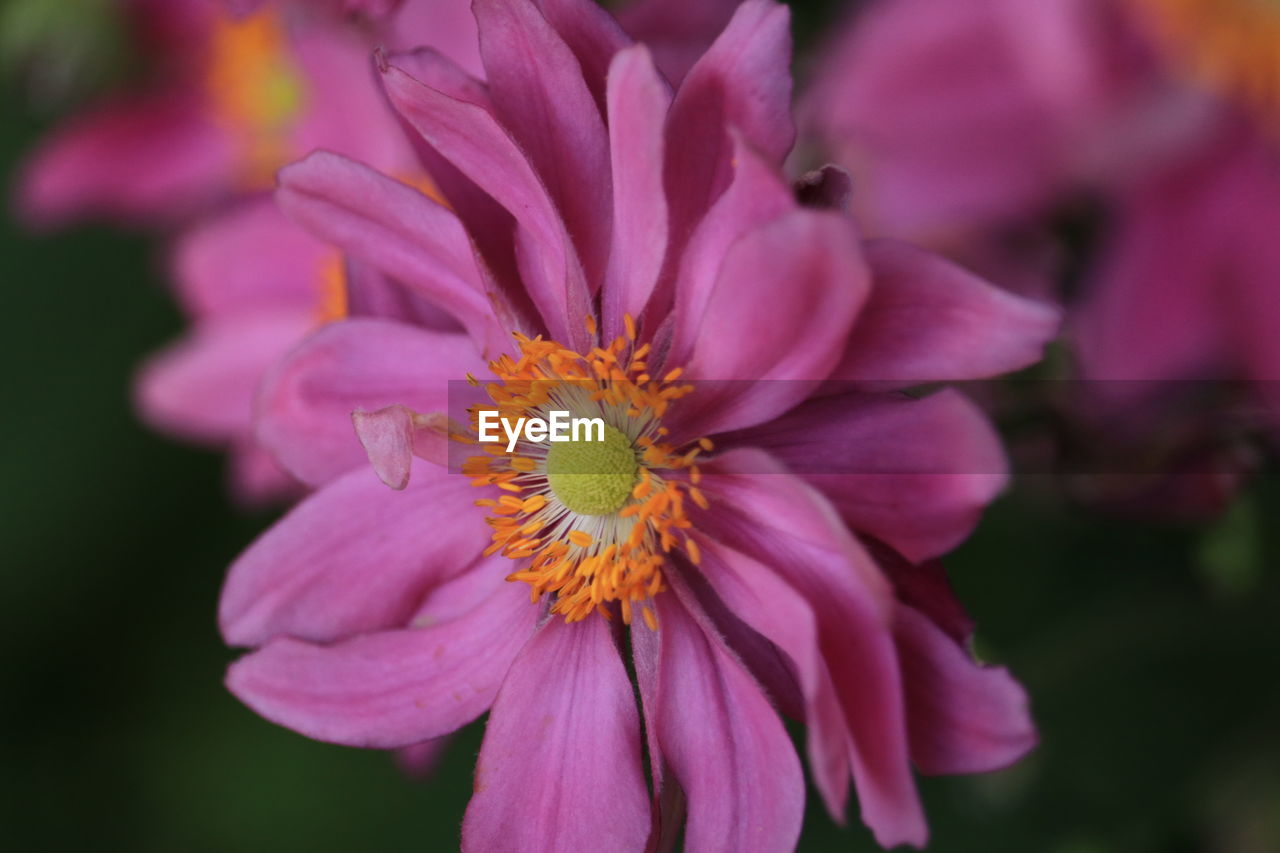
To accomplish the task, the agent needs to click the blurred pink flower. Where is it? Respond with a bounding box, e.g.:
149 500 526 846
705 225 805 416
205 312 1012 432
220 0 1055 847
134 194 461 503
14 0 476 228
804 0 1280 503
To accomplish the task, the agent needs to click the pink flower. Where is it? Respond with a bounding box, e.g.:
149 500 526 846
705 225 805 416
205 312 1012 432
134 195 461 503
14 0 476 228
222 0 1055 847
804 0 1280 490
128 0 476 501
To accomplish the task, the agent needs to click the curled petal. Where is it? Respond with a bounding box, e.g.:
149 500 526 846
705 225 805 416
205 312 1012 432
352 405 453 489
256 319 481 487
895 604 1037 775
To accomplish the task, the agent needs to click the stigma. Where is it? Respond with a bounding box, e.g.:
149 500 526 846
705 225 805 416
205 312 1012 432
462 316 711 627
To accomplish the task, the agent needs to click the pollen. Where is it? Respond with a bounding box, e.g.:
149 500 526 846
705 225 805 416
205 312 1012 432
464 317 707 624
1133 0 1280 115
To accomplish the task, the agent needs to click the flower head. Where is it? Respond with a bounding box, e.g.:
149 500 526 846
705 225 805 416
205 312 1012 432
14 0 474 226
223 0 1057 847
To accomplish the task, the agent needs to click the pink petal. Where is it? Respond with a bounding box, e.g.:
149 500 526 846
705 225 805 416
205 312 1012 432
617 0 744 87
692 539 851 820
375 48 524 312
652 595 804 852
835 240 1061 389
255 318 481 487
462 618 650 853
602 44 672 338
801 0 1101 238
226 571 537 748
474 0 613 287
287 22 420 176
381 55 588 347
1073 146 1232 385
664 0 794 249
276 151 502 354
673 209 869 438
534 0 632 108
219 458 488 646
137 311 313 444
384 0 482 77
343 258 467 332
895 603 1037 775
15 92 235 228
171 198 330 318
228 439 305 507
697 448 928 848
665 132 794 365
352 405 451 490
728 389 1009 563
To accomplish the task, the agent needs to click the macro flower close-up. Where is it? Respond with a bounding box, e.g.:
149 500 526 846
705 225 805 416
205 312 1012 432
5 0 1280 851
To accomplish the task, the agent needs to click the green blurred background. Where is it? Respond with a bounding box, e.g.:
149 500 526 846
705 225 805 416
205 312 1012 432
3 2 1280 849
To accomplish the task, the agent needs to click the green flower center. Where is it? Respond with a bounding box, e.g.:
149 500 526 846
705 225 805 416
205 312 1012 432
545 424 638 516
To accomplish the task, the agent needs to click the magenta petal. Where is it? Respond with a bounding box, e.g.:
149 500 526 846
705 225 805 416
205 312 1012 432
664 0 794 245
730 389 1009 563
276 151 502 354
654 595 804 852
219 458 487 646
674 210 868 438
697 448 927 848
474 0 613 286
617 0 744 88
534 0 632 108
693 539 851 820
895 603 1037 775
226 574 537 748
602 44 672 338
256 319 481 487
352 405 451 489
15 93 234 228
836 240 1061 388
172 198 328 317
462 618 650 853
667 132 794 365
137 311 312 444
381 58 587 346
